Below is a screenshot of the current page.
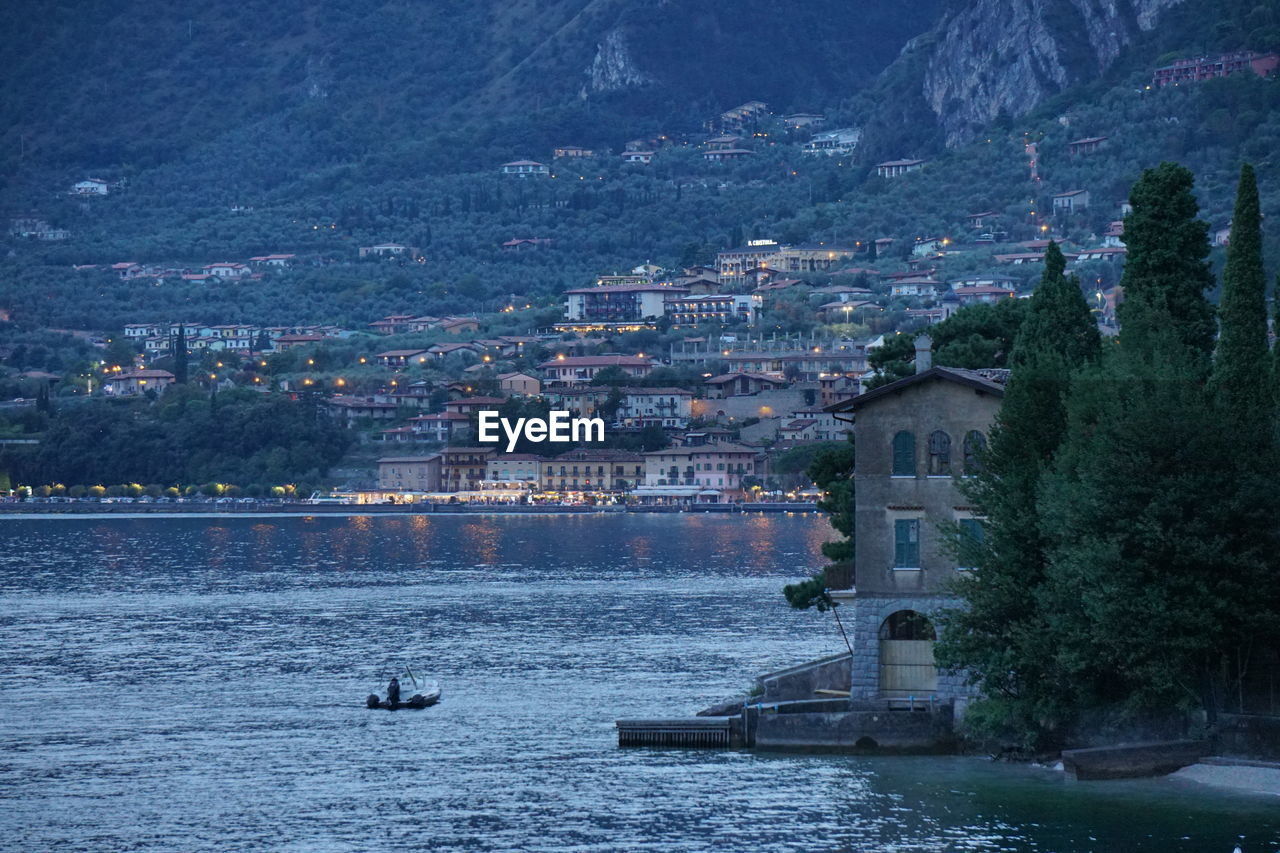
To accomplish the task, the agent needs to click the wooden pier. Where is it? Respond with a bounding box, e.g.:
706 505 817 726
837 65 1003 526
616 716 736 748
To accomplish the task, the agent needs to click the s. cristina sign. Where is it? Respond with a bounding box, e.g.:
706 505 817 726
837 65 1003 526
477 410 605 452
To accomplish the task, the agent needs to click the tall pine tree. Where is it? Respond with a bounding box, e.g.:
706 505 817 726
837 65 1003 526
1207 163 1280 714
1213 162 1270 419
1116 162 1216 359
936 242 1100 745
1037 164 1256 722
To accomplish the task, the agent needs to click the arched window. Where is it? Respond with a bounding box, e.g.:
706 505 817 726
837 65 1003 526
963 430 987 475
927 430 951 475
879 610 936 641
891 431 915 476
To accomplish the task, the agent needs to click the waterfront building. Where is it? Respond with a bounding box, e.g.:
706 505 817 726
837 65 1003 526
538 449 645 493
440 447 497 492
639 438 760 499
377 455 442 492
826 337 1005 704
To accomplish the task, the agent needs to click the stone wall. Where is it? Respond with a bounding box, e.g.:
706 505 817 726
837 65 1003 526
756 652 852 702
752 704 955 752
849 593 975 701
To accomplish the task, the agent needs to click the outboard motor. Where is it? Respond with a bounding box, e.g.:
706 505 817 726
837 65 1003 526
366 694 381 709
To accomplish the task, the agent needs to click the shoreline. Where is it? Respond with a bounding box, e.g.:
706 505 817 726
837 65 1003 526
0 501 820 519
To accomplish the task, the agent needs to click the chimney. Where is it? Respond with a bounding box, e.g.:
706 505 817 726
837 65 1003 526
914 334 933 374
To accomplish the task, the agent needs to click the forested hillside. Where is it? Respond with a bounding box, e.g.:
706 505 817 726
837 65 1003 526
2 0 1279 334
0 0 939 184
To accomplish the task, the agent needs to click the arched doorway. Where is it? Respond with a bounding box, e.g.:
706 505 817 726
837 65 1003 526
879 610 937 696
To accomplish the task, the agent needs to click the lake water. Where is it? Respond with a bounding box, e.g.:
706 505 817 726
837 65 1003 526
0 513 1276 852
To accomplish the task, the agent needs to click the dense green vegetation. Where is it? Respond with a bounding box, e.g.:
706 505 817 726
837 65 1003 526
937 163 1280 747
3 0 1279 338
0 385 351 492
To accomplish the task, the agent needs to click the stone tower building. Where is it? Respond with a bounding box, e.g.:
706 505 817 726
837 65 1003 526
827 339 1005 704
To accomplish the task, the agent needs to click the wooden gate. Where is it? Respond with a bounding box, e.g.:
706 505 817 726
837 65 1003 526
879 639 938 696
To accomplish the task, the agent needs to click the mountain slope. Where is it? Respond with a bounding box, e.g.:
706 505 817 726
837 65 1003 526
857 0 1280 157
0 0 941 187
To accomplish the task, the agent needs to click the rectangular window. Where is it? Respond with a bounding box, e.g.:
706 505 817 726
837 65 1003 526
957 518 984 570
894 519 920 568
959 518 984 545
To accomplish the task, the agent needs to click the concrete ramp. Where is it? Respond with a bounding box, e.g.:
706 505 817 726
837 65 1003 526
1061 740 1210 780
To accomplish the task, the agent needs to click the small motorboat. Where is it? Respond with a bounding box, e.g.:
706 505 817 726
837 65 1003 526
366 667 441 711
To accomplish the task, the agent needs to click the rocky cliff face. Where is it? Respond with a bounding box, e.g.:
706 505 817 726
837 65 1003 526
583 29 650 96
919 0 1185 146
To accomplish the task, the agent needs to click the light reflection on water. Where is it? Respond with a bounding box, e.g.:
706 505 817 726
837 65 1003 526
0 514 1275 853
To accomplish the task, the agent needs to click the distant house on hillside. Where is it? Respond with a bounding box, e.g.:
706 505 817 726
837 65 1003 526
203 262 251 279
553 146 594 158
704 135 745 151
1052 189 1090 213
248 253 296 267
539 355 655 386
376 349 429 367
1068 136 1108 156
104 369 174 396
952 286 1016 305
111 262 144 280
801 128 860 156
703 373 787 398
498 372 541 396
703 148 753 162
621 150 654 165
782 113 826 129
438 317 480 335
359 243 420 259
500 160 549 177
889 277 943 298
712 100 769 132
369 314 416 335
1102 221 1125 247
1152 51 1280 87
875 159 926 178
1073 247 1127 263
72 178 109 195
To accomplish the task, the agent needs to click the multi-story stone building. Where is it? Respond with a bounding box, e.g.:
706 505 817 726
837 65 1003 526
377 456 442 492
641 439 760 494
539 449 645 493
826 337 1005 704
439 447 497 492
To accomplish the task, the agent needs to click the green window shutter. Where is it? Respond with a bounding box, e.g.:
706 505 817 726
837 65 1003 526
894 519 920 567
892 431 915 476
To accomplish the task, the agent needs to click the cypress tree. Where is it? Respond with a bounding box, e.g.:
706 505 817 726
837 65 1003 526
1038 334 1230 716
1213 162 1270 418
173 325 188 384
1209 164 1280 713
1116 162 1216 359
1035 164 1269 724
936 241 1100 745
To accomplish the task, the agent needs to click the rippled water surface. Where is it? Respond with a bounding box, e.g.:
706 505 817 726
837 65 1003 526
1 513 1276 852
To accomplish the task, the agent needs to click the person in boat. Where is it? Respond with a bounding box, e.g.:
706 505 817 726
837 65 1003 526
387 676 400 705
